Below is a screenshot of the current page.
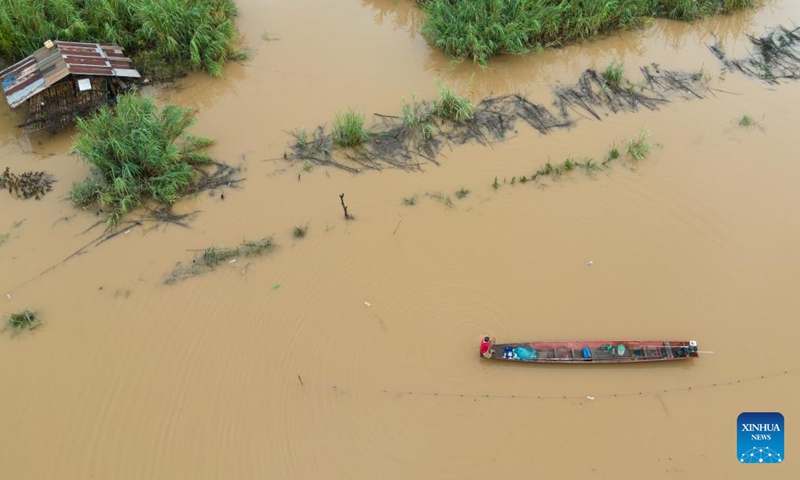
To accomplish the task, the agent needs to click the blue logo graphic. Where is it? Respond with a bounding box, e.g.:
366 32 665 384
738 412 784 463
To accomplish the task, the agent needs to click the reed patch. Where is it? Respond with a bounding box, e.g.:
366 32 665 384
417 0 754 64
70 92 241 226
0 0 245 80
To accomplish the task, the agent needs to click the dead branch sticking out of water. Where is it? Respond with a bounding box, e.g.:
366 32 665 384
339 193 353 220
710 26 800 83
165 236 276 284
285 63 708 173
1 167 54 200
189 162 245 194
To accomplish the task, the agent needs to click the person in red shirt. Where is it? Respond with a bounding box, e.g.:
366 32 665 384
480 335 494 359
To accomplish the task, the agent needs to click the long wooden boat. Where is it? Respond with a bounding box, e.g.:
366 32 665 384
481 338 699 364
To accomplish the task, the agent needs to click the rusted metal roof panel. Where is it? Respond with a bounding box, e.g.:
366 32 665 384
1 41 141 108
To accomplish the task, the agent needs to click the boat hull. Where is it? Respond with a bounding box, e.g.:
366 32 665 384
486 340 698 364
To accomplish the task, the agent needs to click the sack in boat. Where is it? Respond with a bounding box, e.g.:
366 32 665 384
513 346 537 360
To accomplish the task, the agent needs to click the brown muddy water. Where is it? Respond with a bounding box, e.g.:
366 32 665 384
2 0 800 478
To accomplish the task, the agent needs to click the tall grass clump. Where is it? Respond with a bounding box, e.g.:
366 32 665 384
70 92 215 225
332 109 368 148
436 83 474 122
402 95 435 140
655 0 753 20
418 0 754 64
627 129 652 160
602 59 625 87
0 0 244 79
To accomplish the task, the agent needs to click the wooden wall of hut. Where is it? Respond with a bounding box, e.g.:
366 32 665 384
24 77 109 132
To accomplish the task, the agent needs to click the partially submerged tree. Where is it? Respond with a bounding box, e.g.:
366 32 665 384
70 91 215 225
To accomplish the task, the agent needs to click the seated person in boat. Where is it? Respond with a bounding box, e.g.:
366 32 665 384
480 336 495 358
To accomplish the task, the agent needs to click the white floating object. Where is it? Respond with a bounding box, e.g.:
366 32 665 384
586 260 593 265
123 229 131 235
363 301 371 307
5 293 10 300
586 395 595 400
229 258 237 264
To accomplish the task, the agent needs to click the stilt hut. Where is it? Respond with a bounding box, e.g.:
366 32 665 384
0 40 141 132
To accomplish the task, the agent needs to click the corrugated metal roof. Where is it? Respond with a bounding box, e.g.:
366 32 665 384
0 41 141 109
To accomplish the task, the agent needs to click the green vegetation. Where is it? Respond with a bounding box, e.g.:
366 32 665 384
608 145 621 161
403 196 418 206
70 92 215 225
418 0 754 64
426 191 454 208
739 114 756 126
0 0 244 79
166 237 276 284
602 59 626 87
4 309 42 334
435 83 474 122
332 109 368 148
626 129 652 160
402 95 435 140
455 187 470 199
493 130 653 187
293 225 308 238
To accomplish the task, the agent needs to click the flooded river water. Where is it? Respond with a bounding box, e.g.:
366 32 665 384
1 0 799 478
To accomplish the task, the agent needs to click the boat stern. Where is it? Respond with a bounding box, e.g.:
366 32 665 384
689 340 699 357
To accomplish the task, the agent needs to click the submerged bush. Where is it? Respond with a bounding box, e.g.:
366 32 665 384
0 0 243 79
70 92 215 225
418 0 754 64
4 309 42 333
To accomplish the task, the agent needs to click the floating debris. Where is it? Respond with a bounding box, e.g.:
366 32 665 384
553 64 706 120
710 26 800 83
0 167 54 200
165 237 276 284
286 63 708 173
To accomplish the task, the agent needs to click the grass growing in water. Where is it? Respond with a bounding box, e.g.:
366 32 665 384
70 92 215 225
0 0 244 79
4 309 42 334
166 237 276 284
493 131 654 187
418 0 754 64
627 129 652 160
402 95 435 140
739 115 756 126
436 83 474 122
426 191 454 208
293 225 308 238
455 188 470 199
332 109 368 148
602 59 626 87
